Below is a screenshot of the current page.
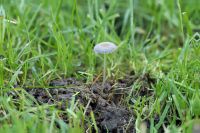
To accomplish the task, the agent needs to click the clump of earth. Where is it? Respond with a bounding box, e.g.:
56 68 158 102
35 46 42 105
9 74 155 132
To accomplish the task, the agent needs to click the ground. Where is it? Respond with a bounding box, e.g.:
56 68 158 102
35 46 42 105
0 0 199 133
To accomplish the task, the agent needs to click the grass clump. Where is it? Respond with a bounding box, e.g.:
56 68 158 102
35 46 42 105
0 0 199 132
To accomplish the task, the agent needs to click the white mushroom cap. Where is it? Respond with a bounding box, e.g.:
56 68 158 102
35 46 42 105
94 42 117 54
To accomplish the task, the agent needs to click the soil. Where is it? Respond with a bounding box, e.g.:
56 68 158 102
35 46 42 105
10 74 155 132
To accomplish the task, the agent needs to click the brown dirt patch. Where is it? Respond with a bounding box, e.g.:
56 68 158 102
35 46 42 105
10 74 155 132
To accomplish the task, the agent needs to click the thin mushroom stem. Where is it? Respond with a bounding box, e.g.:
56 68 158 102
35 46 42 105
102 54 106 89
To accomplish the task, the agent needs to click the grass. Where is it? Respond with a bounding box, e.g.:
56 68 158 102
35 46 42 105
0 0 199 132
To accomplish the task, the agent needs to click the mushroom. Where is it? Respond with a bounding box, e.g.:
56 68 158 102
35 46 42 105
94 42 117 89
